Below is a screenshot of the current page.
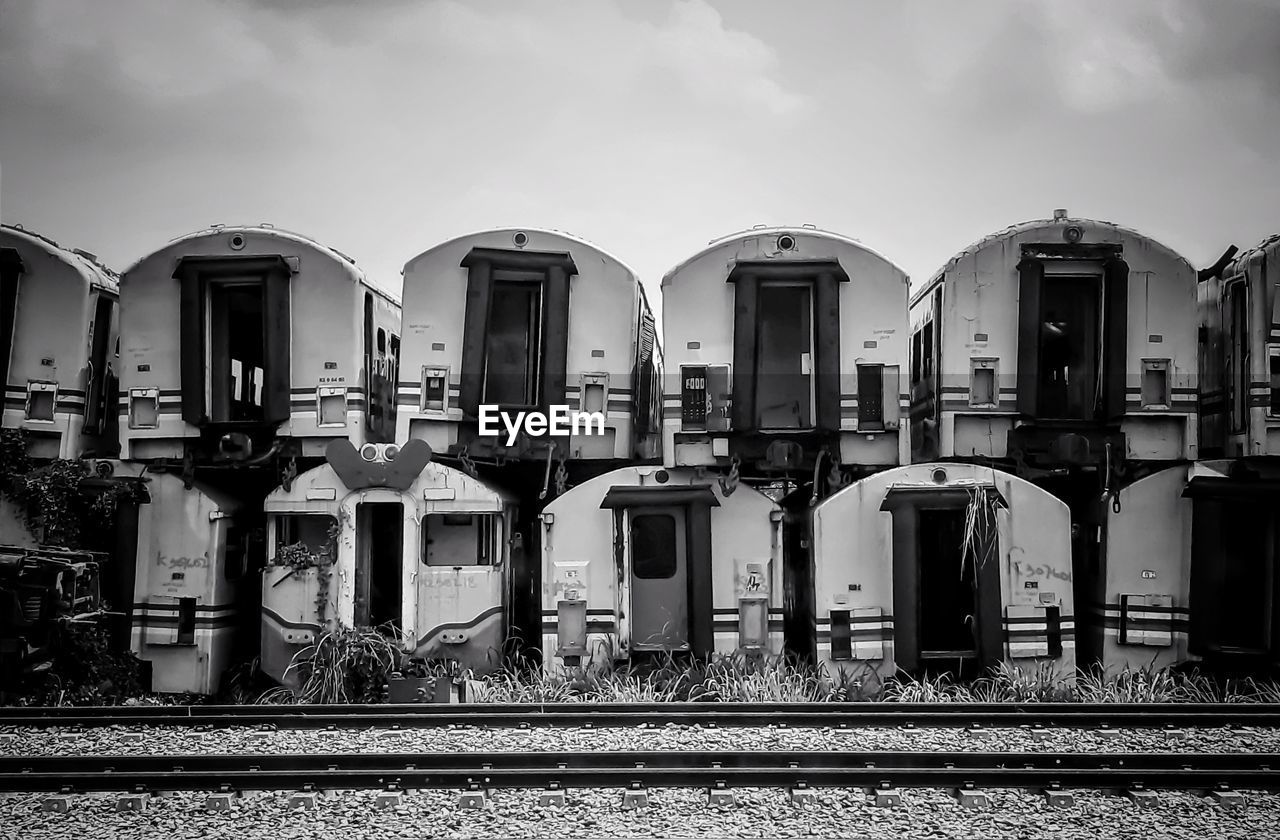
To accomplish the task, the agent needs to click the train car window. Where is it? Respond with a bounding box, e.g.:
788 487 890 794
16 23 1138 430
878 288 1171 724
208 280 266 422
422 513 499 566
0 265 19 389
630 512 677 579
377 328 386 356
84 295 115 434
389 335 400 384
274 514 337 558
484 279 543 406
1269 347 1280 416
1037 275 1102 420
910 330 922 386
857 364 885 431
1225 281 1248 433
755 284 814 429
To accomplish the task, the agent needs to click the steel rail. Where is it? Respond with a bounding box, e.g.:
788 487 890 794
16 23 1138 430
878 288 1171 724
2 750 1278 793
1 702 1278 730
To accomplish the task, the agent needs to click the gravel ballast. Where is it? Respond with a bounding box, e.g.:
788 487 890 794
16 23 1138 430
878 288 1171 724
3 724 1280 756
2 787 1276 840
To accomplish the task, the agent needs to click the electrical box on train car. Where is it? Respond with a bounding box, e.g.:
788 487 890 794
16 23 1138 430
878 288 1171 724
1004 604 1063 659
681 365 731 432
552 560 590 656
1119 594 1173 647
735 558 769 648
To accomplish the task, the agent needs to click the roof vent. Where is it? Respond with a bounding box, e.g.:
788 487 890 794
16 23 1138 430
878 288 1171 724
1053 209 1068 221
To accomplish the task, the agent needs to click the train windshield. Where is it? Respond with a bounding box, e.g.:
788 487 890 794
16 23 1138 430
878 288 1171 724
754 283 814 429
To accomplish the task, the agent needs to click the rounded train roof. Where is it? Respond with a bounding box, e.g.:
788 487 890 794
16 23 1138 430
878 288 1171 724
1226 232 1280 276
121 224 398 305
916 215 1196 304
0 223 120 294
661 225 909 287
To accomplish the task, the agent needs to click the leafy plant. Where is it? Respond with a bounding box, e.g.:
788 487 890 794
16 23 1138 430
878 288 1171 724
285 625 400 704
9 622 147 706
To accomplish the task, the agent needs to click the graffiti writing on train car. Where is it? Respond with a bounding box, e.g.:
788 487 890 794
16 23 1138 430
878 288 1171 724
156 553 209 570
421 576 480 588
1012 560 1071 582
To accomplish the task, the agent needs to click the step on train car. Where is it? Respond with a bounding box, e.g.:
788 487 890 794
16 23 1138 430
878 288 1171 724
260 439 517 685
660 226 911 479
117 224 401 468
396 228 662 483
0 225 120 463
810 463 1075 681
910 211 1199 672
539 465 783 671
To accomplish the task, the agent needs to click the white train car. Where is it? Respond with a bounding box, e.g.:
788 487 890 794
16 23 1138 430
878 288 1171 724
811 463 1075 680
0 224 120 460
118 225 401 465
396 228 661 475
1199 233 1280 458
909 211 1198 468
119 464 245 694
659 226 909 478
539 465 783 670
260 440 517 684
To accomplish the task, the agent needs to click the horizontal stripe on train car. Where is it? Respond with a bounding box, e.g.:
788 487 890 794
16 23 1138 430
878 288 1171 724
816 614 897 626
131 603 236 614
541 622 618 633
1100 603 1189 616
130 615 237 629
1101 617 1190 631
413 605 504 648
260 608 322 633
290 387 367 396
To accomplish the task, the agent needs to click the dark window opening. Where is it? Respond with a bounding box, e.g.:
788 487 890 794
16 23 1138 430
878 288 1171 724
1226 282 1249 433
754 284 813 429
209 280 266 422
389 334 400 385
631 512 677 579
0 266 20 390
355 502 402 630
422 513 501 567
1037 275 1102 420
84 295 115 434
857 364 885 430
917 508 977 657
1270 349 1280 416
275 514 336 556
484 278 543 406
910 330 922 387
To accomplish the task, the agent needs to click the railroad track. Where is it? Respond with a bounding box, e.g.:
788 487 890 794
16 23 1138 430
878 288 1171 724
3 702 1279 730
2 750 1278 793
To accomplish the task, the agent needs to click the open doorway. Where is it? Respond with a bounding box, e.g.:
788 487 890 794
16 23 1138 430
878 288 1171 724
755 284 814 429
354 502 403 630
209 280 266 422
1038 275 1102 420
917 508 978 662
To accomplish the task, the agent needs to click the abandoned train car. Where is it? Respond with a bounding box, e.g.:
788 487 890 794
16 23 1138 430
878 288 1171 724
260 439 518 684
811 462 1075 681
660 226 911 479
117 225 401 468
909 211 1200 673
0 225 120 463
396 228 662 482
539 465 783 671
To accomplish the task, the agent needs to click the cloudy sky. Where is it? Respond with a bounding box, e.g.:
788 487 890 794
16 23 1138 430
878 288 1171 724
2 0 1278 307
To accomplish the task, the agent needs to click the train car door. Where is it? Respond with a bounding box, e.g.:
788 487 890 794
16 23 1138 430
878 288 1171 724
354 501 403 629
916 507 978 663
628 506 689 650
755 284 814 429
419 512 505 640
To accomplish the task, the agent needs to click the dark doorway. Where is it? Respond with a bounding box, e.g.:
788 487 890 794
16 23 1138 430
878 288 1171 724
355 502 403 630
1038 275 1101 420
484 277 543 406
917 508 978 660
1192 498 1276 657
629 507 689 651
755 284 813 429
209 281 266 422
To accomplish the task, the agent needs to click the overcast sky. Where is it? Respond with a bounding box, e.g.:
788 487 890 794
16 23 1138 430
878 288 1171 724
2 0 1278 307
